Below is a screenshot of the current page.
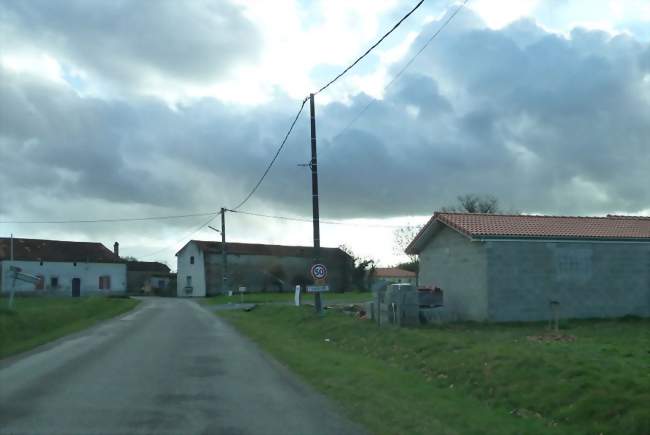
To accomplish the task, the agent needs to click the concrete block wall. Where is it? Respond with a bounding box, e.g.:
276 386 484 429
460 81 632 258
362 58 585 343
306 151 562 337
418 227 488 321
487 241 650 321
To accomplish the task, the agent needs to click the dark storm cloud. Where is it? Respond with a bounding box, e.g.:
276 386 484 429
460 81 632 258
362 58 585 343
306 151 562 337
0 0 260 88
1 9 649 229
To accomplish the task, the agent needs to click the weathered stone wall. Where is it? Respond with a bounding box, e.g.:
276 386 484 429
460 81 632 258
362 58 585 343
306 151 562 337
486 241 650 321
204 251 352 295
418 227 488 321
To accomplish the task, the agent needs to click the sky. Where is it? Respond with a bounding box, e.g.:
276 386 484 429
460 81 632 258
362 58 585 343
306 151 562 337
1 0 649 269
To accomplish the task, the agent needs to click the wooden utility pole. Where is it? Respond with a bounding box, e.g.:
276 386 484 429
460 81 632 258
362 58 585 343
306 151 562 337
221 207 228 294
309 93 322 314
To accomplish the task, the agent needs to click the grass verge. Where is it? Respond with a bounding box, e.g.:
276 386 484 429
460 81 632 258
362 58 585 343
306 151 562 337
219 305 649 435
201 291 372 306
0 296 139 359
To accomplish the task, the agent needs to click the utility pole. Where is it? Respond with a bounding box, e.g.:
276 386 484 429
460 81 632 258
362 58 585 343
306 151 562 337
309 93 322 314
221 208 228 294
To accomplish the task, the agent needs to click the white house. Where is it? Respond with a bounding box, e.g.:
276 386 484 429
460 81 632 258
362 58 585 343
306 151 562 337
0 237 127 296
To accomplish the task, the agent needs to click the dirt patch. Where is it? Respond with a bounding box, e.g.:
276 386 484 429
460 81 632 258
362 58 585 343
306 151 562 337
526 333 577 343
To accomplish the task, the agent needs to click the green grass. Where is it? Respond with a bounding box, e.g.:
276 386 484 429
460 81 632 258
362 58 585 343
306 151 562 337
0 296 139 359
201 291 373 306
219 306 650 435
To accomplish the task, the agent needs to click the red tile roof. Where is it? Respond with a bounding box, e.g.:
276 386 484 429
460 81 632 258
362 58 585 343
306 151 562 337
179 241 352 258
406 213 650 254
0 238 123 263
373 267 416 278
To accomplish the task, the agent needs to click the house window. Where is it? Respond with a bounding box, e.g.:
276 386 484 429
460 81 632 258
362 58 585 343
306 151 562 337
51 277 59 288
99 275 111 290
190 256 195 265
35 274 45 290
158 280 165 289
186 276 192 286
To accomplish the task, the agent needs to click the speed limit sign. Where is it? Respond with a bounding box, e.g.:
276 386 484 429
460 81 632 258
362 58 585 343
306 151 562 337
310 263 328 281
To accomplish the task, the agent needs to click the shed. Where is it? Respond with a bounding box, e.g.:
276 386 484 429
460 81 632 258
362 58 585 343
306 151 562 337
406 213 650 321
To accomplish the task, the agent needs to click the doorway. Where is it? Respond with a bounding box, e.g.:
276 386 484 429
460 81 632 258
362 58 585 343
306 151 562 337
72 278 81 297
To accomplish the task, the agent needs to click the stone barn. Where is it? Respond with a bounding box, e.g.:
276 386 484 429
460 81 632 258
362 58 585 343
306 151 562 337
176 240 353 297
406 213 650 322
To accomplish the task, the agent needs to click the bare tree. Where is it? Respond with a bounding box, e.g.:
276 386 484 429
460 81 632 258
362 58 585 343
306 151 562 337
441 194 499 214
393 224 423 263
339 244 376 291
393 194 501 262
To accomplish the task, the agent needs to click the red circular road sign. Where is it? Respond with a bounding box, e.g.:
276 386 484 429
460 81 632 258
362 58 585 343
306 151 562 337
310 263 328 281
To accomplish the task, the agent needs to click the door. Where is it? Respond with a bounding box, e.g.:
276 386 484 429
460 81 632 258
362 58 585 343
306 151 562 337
72 278 81 297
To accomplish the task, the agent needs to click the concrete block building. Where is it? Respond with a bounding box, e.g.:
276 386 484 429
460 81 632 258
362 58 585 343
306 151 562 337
0 237 127 296
176 240 353 297
406 213 650 322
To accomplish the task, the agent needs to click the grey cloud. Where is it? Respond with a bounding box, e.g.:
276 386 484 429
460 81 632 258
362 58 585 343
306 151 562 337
1 11 649 245
0 0 260 89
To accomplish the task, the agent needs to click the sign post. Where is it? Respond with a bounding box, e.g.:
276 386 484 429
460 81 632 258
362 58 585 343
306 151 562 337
307 263 329 308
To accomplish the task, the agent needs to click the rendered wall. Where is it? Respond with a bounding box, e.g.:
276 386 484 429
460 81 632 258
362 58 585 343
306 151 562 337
0 260 126 296
176 243 206 297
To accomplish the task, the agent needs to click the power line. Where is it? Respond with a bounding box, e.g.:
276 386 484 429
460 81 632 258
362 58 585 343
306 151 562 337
315 0 425 95
230 1 426 211
228 208 406 228
332 0 469 140
231 97 308 211
0 211 220 225
138 211 222 259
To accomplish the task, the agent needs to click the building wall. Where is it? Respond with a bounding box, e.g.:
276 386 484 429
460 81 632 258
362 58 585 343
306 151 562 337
418 227 488 321
375 276 417 286
204 251 352 295
176 243 206 297
127 271 171 292
487 241 650 321
0 260 126 296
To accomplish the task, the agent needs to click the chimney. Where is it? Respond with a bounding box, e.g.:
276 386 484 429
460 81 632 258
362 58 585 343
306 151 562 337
113 242 119 258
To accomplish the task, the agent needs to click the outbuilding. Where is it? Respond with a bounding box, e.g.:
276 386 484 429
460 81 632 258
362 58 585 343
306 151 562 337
0 237 127 296
406 213 650 322
176 240 353 297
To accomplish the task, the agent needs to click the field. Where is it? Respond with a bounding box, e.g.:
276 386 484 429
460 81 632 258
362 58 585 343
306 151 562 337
0 296 139 359
219 306 650 435
201 290 373 305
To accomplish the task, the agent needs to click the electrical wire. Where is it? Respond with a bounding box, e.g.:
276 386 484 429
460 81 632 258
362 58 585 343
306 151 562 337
332 0 469 140
315 0 424 95
230 97 308 211
230 0 426 211
0 211 220 225
138 211 222 259
228 209 406 228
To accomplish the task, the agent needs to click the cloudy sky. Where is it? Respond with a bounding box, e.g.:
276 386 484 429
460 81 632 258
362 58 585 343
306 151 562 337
1 0 649 268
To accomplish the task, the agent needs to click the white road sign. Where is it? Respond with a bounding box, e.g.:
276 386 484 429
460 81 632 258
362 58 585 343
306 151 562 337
307 285 330 293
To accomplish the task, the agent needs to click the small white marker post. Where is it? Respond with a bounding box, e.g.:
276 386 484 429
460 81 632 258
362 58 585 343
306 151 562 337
294 285 301 306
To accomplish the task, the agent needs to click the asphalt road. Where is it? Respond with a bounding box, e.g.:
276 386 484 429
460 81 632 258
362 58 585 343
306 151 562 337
0 298 366 435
